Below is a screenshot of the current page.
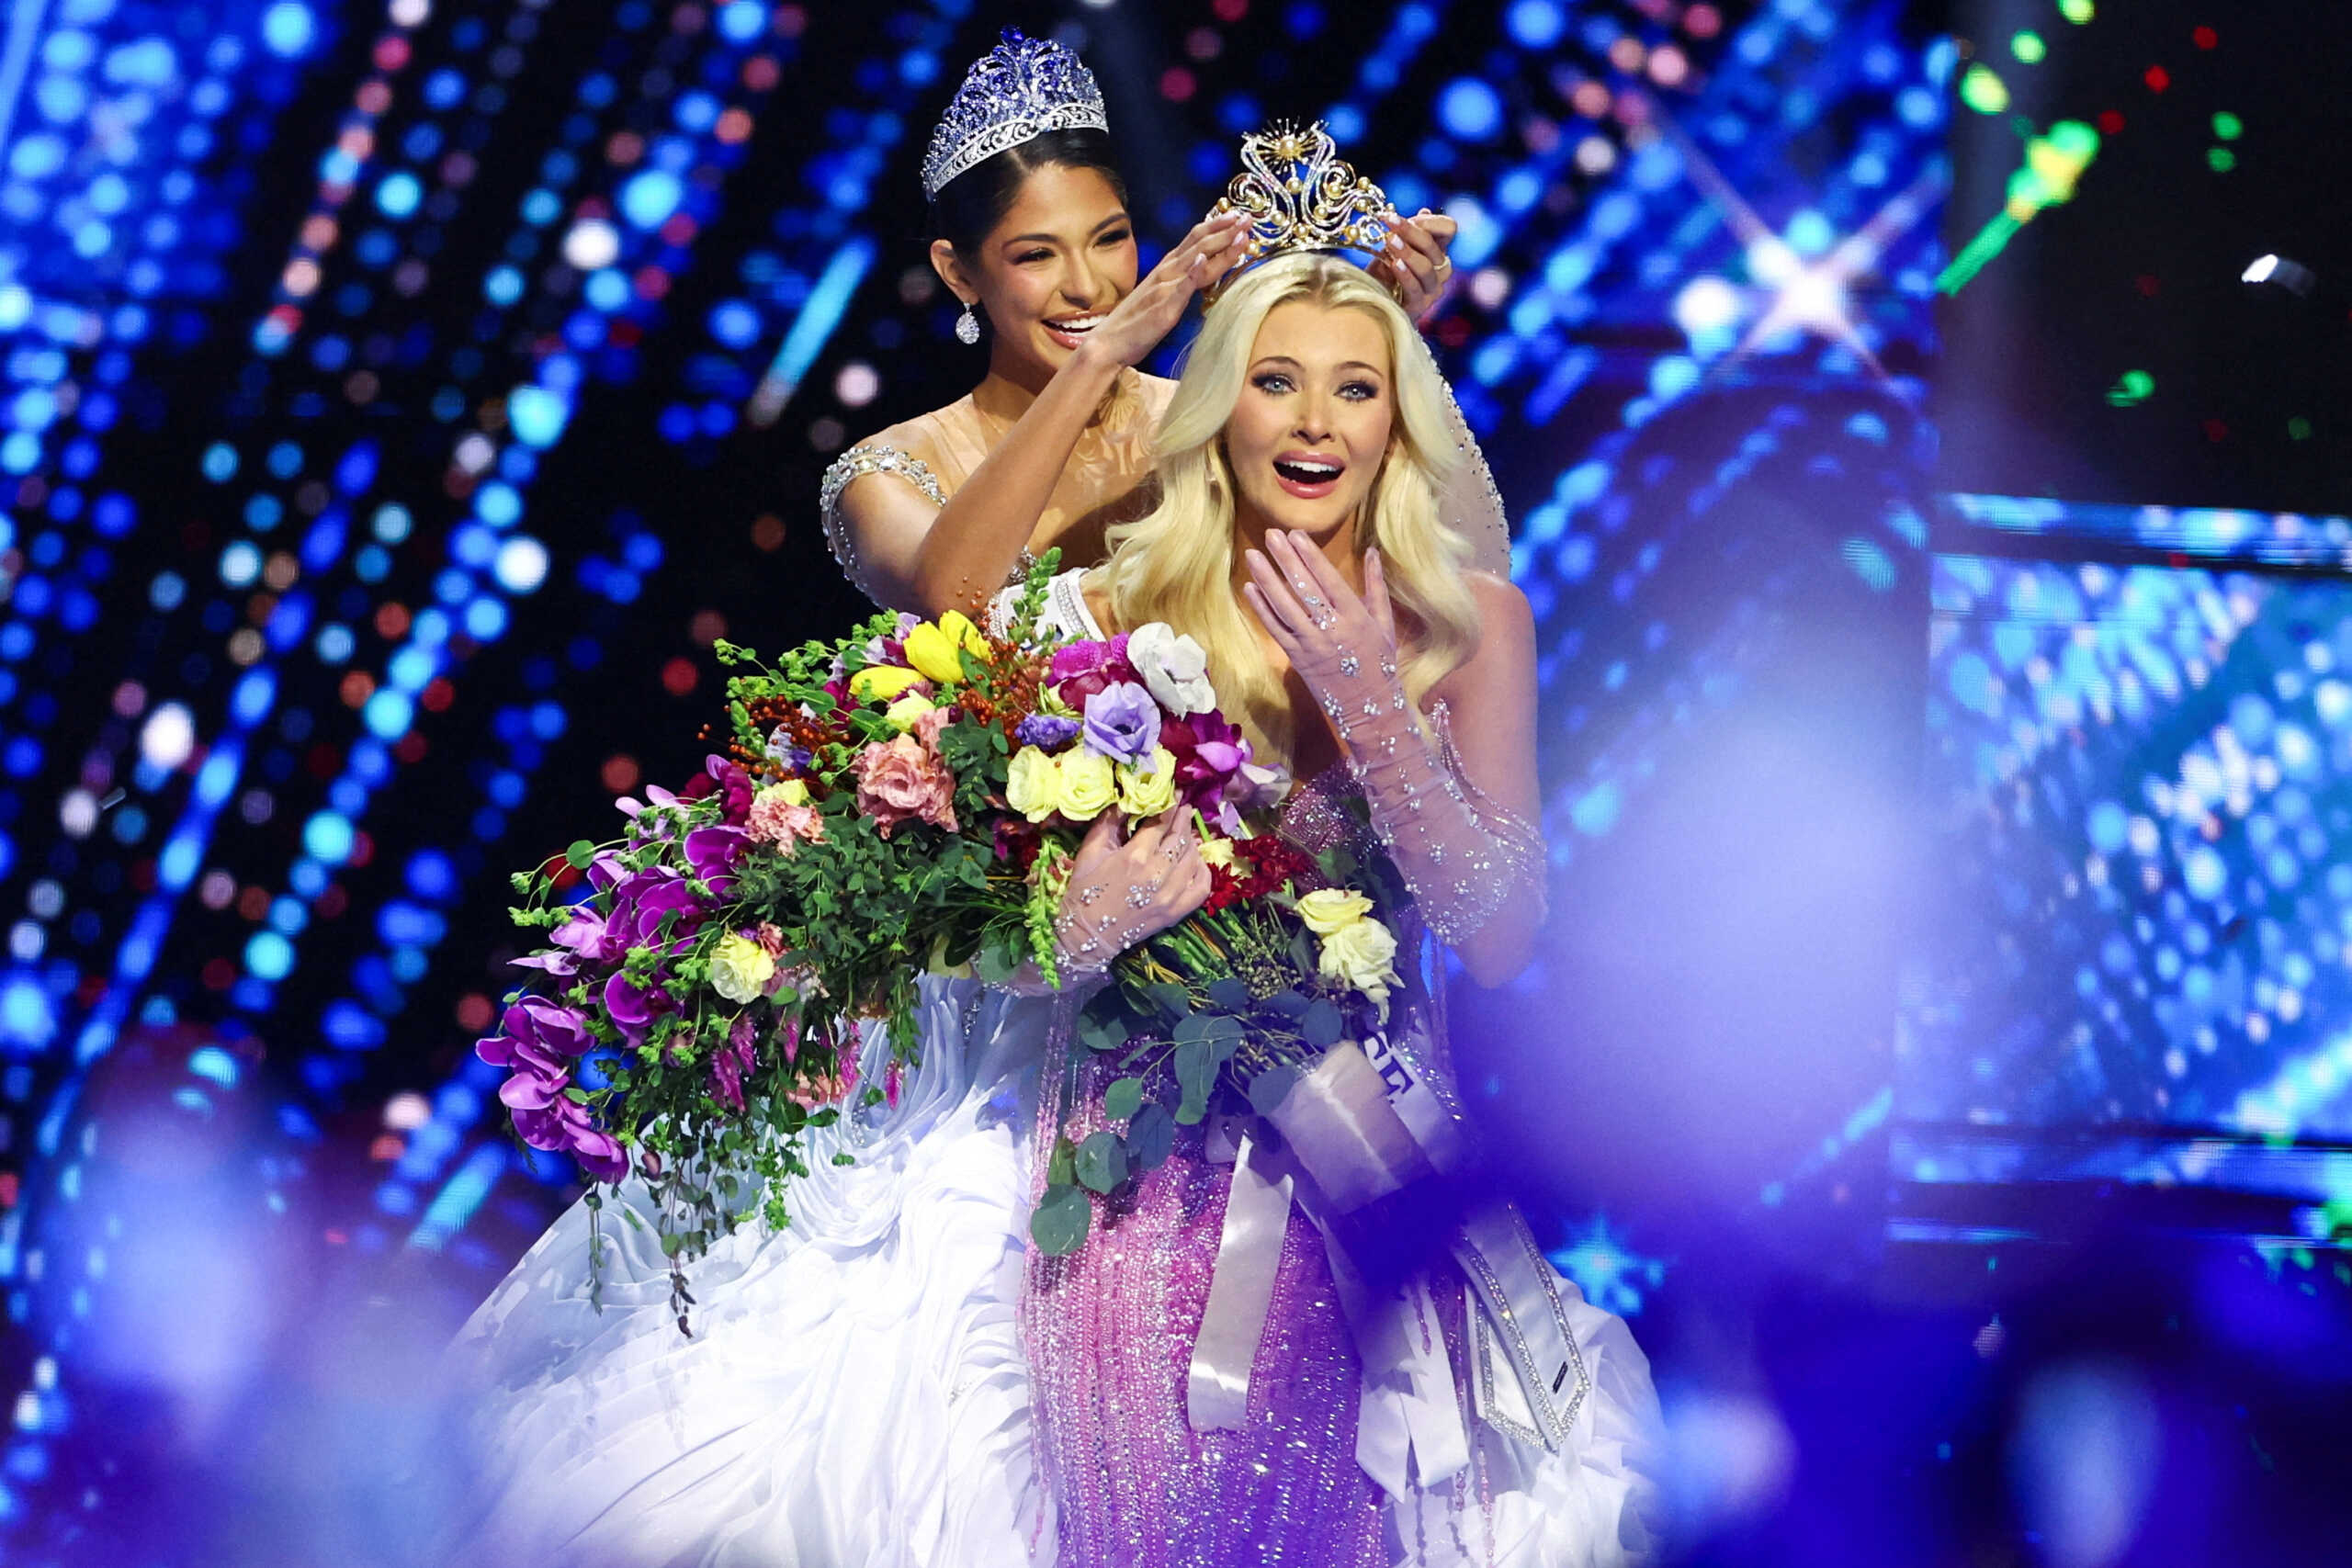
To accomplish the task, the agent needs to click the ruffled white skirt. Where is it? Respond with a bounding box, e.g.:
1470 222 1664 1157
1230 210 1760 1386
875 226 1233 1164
447 976 1665 1567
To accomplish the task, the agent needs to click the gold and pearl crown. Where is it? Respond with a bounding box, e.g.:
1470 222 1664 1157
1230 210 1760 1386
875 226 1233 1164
1204 122 1396 303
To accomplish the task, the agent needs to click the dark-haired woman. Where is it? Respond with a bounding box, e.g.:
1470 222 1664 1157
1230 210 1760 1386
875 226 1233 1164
822 34 1471 619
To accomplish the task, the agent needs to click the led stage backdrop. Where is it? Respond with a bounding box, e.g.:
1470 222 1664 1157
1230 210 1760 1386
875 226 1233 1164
0 0 1957 1556
1911 0 2352 1257
1937 0 2352 515
1905 546 2352 1240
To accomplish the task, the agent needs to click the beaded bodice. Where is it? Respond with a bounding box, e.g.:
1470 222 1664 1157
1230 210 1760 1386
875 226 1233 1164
818 373 1170 607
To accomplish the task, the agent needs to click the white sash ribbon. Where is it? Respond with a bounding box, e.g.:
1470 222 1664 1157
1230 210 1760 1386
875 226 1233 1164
1182 1037 1586 1500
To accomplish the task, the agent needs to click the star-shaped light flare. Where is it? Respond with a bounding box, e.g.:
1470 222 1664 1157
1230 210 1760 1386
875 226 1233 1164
1647 95 1946 378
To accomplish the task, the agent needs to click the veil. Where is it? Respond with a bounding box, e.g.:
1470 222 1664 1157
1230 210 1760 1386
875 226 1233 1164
1419 334 1515 581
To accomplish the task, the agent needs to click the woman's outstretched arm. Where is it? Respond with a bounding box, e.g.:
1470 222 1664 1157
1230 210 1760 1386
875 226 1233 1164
836 215 1248 615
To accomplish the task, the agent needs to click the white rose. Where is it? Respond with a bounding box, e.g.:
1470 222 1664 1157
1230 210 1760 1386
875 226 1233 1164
1127 622 1217 718
1317 918 1398 1015
709 932 778 1004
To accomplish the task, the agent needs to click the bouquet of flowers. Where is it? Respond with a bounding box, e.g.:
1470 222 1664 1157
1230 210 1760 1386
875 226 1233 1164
481 557 1408 1320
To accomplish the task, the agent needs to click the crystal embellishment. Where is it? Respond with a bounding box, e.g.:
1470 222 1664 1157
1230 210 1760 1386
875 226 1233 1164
1205 121 1393 303
922 30 1109 202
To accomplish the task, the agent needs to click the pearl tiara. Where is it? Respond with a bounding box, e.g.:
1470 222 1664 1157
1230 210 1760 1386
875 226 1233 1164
921 30 1110 204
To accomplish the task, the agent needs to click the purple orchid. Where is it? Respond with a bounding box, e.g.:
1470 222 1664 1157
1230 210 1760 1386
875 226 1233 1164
603 971 662 1036
684 824 749 897
710 1014 759 1113
1081 682 1162 766
1160 709 1251 809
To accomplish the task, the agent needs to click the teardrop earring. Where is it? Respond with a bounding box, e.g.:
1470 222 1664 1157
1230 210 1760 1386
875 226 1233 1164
955 303 981 345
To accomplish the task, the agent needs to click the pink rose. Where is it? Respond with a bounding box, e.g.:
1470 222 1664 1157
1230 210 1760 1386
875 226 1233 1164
747 792 825 852
852 733 958 837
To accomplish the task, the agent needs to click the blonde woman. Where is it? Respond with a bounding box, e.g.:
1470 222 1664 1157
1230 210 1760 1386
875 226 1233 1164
821 33 1473 619
1011 250 1663 1566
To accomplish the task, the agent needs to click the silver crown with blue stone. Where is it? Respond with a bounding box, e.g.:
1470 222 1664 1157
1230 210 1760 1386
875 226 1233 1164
921 30 1109 202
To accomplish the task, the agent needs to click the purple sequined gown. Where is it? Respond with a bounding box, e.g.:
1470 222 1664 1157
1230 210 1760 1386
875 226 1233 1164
1020 769 1396 1567
1023 1058 1389 1567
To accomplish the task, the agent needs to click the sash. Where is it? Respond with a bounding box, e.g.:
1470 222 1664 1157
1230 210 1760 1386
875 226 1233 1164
1180 1031 1588 1499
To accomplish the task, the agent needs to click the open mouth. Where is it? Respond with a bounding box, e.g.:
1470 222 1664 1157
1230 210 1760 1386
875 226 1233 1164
1043 313 1105 347
1272 453 1346 499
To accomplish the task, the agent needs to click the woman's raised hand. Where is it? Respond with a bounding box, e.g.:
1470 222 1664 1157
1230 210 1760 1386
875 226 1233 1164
1240 529 1407 728
1368 209 1460 323
1079 211 1252 371
1051 808 1212 981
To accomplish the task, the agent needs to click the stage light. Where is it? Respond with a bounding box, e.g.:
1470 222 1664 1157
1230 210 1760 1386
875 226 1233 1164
140 704 195 769
619 169 684 230
562 218 621 270
1438 79 1504 142
1506 0 1565 49
1672 275 1742 339
1959 64 2009 115
492 536 548 593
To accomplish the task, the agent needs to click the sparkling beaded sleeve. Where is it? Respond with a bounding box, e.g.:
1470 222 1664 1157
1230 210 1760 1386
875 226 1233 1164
1336 693 1546 949
818 444 946 604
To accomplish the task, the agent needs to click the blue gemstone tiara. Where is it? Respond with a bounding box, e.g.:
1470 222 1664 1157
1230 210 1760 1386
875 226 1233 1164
921 30 1110 203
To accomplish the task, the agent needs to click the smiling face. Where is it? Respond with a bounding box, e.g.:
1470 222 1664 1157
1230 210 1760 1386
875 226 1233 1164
1223 298 1396 547
932 162 1137 385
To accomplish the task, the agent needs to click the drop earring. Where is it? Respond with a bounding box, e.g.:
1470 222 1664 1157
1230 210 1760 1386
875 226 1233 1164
955 303 981 344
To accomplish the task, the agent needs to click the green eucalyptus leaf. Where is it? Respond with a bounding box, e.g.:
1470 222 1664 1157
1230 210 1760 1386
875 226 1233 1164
1261 989 1311 1021
1073 1130 1129 1194
1148 981 1193 1020
1301 998 1345 1049
1126 1100 1176 1168
1247 1065 1302 1117
1103 1076 1146 1121
1030 1184 1091 1256
1077 1008 1131 1054
1047 1135 1077 1188
565 840 597 870
1174 1038 1215 1125
974 936 1020 985
1205 977 1252 1011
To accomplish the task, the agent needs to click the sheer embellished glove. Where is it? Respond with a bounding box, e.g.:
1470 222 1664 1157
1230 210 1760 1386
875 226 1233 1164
1001 810 1211 996
1243 531 1544 947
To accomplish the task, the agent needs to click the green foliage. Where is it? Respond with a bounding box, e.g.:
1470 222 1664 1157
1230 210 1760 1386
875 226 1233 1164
1074 1131 1128 1194
1103 1076 1145 1121
1031 1183 1091 1256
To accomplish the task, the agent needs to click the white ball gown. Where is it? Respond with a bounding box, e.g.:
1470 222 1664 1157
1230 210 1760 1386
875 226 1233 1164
447 966 1664 1568
447 588 1664 1566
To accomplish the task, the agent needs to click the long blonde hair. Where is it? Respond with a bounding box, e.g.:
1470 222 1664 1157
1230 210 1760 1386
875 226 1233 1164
1097 253 1479 761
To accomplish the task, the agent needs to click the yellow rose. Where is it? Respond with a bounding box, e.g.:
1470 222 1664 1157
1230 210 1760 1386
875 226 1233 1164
1198 834 1236 870
901 621 967 685
1296 887 1375 936
775 778 810 806
709 932 778 1004
1055 750 1117 822
1005 746 1060 824
1116 747 1179 817
848 663 924 704
884 693 934 732
1317 917 1399 1013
